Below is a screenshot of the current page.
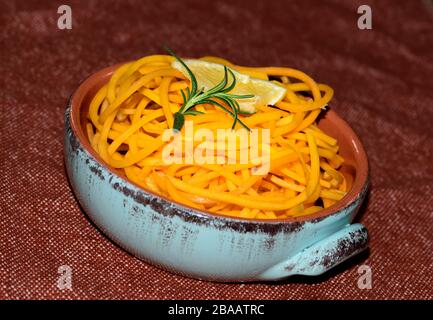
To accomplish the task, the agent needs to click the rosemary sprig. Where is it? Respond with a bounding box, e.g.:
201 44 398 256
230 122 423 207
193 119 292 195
164 47 254 131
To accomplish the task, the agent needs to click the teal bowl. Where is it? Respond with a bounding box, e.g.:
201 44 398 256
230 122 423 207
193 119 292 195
64 64 369 282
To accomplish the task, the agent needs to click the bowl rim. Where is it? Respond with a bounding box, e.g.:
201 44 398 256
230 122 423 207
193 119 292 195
68 63 369 224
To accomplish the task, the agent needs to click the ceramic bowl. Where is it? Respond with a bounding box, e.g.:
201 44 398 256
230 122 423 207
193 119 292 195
64 64 369 282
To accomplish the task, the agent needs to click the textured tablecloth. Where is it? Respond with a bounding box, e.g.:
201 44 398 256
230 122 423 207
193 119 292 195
1 0 432 300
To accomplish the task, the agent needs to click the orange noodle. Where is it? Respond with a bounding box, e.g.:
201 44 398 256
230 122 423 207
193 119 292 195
87 54 349 219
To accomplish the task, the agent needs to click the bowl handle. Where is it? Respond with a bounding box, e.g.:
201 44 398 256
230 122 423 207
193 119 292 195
259 223 369 280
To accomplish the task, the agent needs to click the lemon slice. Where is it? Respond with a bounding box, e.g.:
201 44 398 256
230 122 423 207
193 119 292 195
172 59 286 114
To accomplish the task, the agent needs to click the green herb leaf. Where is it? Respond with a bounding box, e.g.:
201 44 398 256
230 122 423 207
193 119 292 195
183 110 205 116
164 46 197 96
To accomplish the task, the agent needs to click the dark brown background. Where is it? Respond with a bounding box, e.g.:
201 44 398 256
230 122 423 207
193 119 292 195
1 0 432 299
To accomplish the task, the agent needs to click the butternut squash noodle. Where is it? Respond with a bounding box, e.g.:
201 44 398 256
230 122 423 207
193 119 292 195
86 54 349 219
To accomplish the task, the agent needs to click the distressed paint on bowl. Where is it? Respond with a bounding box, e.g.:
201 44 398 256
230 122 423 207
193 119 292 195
64 64 369 282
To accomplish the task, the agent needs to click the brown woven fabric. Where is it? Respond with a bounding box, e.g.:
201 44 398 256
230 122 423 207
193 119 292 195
1 0 432 300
